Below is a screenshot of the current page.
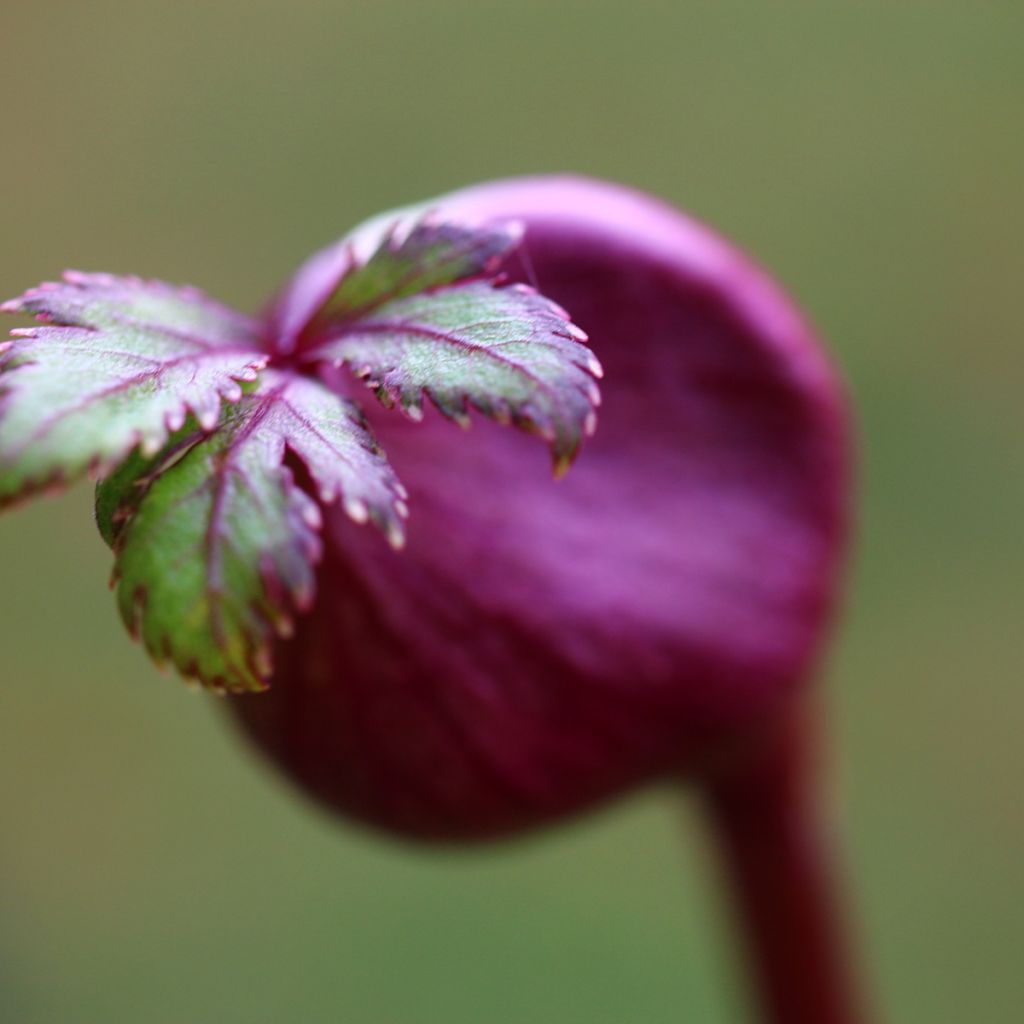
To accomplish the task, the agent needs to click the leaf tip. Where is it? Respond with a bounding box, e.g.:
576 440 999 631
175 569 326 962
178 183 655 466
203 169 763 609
552 451 574 480
302 499 324 530
139 434 163 458
386 520 406 550
196 407 219 432
252 643 275 682
165 407 187 433
343 494 370 525
274 615 296 640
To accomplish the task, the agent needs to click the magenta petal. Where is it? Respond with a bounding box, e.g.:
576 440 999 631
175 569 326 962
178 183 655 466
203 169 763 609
232 176 850 840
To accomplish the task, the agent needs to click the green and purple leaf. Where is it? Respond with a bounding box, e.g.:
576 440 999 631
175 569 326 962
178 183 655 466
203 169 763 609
0 273 267 506
314 215 524 325
306 281 603 475
109 370 406 693
1 215 602 692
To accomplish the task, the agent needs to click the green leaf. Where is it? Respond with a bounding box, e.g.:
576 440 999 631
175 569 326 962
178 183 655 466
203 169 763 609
110 370 406 693
318 215 524 323
306 281 603 475
0 273 267 507
94 419 205 549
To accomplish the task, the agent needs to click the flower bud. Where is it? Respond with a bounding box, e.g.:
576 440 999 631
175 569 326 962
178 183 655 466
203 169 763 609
229 176 849 841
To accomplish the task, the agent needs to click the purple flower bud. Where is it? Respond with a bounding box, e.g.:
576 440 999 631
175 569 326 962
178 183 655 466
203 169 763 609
230 176 850 842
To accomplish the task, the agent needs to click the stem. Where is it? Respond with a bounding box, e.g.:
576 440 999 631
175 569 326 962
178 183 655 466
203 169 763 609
699 708 872 1024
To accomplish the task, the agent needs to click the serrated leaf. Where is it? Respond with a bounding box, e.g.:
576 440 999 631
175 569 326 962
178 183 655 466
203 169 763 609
0 273 267 506
306 281 603 474
112 370 406 693
317 215 523 323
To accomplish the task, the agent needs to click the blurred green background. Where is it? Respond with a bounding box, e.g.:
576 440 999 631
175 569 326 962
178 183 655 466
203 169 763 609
1 2 1021 1021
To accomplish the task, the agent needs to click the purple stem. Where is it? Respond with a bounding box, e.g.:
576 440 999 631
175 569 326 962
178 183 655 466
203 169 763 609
700 709 873 1024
